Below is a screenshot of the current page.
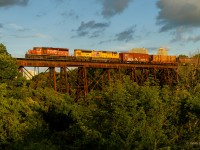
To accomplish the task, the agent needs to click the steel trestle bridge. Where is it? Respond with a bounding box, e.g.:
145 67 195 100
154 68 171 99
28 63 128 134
17 58 178 100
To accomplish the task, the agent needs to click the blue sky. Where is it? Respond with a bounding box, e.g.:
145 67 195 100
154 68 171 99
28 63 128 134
1 0 200 57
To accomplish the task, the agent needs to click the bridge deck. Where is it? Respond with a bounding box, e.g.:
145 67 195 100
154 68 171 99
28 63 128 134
17 58 178 69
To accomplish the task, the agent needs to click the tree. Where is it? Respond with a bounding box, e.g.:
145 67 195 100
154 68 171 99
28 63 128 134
0 43 9 55
0 83 39 149
0 43 18 83
192 53 200 58
178 54 189 58
70 77 168 149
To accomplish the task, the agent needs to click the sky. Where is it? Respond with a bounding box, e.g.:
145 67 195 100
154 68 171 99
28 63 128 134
1 0 200 57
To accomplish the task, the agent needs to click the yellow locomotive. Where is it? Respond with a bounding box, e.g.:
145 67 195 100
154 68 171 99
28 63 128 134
74 49 119 61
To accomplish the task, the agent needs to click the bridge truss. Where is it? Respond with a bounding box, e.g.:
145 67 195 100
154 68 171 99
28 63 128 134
17 58 178 100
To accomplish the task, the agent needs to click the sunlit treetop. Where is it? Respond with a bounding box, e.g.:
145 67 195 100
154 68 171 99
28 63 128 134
0 43 9 55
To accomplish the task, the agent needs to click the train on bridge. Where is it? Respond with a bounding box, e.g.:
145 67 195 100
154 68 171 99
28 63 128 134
25 47 197 65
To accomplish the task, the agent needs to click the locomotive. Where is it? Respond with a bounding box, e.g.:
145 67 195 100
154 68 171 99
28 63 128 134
25 47 69 59
25 47 178 64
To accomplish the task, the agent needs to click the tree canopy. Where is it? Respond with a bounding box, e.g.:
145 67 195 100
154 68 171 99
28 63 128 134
0 43 18 83
0 43 9 55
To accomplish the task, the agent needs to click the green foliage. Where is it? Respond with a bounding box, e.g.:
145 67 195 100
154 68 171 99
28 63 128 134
0 43 9 55
66 77 200 149
0 84 38 148
69 79 165 149
0 43 18 83
2 72 200 149
192 53 200 58
178 54 189 58
29 73 50 89
178 54 200 87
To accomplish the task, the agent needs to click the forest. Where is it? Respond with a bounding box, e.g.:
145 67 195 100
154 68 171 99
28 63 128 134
0 43 200 149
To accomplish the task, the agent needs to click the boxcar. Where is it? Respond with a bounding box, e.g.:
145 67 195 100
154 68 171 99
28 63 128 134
119 52 149 63
150 55 176 63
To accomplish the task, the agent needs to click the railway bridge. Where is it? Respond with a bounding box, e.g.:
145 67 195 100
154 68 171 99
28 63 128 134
17 58 178 100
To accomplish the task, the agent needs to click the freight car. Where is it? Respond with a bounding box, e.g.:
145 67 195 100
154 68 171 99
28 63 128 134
150 55 177 64
119 52 149 63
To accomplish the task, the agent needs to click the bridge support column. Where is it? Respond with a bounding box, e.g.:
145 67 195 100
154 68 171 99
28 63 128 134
75 67 88 101
49 67 57 91
59 67 70 93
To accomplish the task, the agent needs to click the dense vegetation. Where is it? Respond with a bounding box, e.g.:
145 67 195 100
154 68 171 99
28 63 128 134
0 43 200 149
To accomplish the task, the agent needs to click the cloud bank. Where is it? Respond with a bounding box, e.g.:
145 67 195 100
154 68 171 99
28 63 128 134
157 0 200 43
0 0 28 7
114 25 136 42
100 0 133 18
171 27 200 43
99 25 136 44
72 20 110 38
157 0 200 31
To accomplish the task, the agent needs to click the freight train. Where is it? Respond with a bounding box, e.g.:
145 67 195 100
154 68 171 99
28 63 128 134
25 47 178 64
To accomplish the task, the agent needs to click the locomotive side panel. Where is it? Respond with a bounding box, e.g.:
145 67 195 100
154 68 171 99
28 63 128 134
74 49 119 61
57 48 69 56
46 48 58 55
74 49 93 57
25 47 45 59
25 47 69 59
97 51 119 60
